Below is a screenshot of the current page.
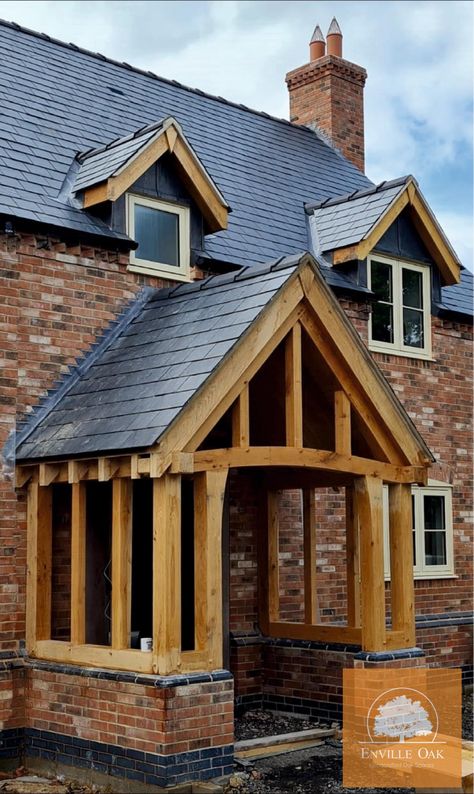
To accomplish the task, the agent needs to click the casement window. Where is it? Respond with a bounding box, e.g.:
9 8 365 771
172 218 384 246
127 194 190 280
383 483 454 579
368 255 431 358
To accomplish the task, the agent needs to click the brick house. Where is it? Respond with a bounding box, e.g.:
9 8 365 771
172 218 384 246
0 16 472 789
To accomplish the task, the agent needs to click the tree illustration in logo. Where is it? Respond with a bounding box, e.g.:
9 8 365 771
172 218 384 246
374 694 433 743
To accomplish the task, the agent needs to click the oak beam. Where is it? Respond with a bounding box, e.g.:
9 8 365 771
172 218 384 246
98 457 120 482
232 385 250 448
192 447 427 484
68 460 89 484
268 621 362 645
335 391 351 456
71 482 87 645
354 476 386 652
303 489 319 624
39 463 60 487
389 483 416 647
346 486 361 628
153 474 181 675
268 491 280 623
285 323 303 448
111 479 133 649
26 482 52 650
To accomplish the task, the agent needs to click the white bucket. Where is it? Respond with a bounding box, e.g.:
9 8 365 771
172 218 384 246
140 637 152 652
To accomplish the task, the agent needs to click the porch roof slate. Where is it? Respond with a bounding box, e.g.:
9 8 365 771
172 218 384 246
16 253 305 462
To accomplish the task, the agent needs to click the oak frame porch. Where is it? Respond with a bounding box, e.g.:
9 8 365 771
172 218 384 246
18 258 430 675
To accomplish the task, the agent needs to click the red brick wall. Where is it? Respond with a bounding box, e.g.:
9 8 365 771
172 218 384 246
25 668 233 755
286 56 367 171
0 667 24 730
0 232 170 650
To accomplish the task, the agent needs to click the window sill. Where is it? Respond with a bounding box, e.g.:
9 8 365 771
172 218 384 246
385 573 457 582
369 344 435 362
128 263 191 282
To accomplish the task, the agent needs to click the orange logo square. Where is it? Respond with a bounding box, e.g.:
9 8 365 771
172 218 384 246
343 668 462 789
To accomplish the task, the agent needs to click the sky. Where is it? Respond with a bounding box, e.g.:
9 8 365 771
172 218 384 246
0 0 472 267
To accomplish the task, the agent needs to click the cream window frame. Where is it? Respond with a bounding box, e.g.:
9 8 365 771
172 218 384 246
368 254 432 359
127 194 190 281
383 481 454 580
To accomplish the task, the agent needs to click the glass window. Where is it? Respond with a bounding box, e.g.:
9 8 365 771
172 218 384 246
383 484 453 579
369 256 431 357
128 195 190 281
134 204 179 267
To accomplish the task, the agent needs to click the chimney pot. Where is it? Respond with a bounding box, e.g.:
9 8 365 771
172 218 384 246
326 17 343 57
285 18 367 172
309 24 326 61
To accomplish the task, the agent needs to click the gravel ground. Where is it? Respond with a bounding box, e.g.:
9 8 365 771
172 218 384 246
463 690 473 741
235 710 324 742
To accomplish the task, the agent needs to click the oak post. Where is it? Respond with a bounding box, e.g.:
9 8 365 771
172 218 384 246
26 482 52 651
335 390 351 456
354 475 386 651
71 482 87 645
303 489 319 624
346 486 361 628
257 487 270 634
285 323 303 447
111 479 133 649
232 385 250 448
268 491 280 622
153 474 181 675
389 483 416 647
204 471 228 668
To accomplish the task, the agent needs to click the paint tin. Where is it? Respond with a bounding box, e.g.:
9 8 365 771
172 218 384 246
140 637 152 652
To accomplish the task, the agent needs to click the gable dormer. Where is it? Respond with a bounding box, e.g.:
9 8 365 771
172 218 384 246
306 176 462 360
72 118 230 281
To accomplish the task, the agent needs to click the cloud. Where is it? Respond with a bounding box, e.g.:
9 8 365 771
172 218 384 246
0 0 471 265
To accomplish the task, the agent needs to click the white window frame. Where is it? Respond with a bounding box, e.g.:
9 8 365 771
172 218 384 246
383 481 454 580
127 194 190 281
368 254 432 359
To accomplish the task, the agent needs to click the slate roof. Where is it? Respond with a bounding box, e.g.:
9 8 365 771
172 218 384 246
73 121 166 193
0 19 371 266
0 20 471 317
16 254 305 461
439 267 473 319
307 177 408 253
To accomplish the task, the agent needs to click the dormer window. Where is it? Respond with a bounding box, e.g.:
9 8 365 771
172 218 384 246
127 195 190 281
368 254 431 358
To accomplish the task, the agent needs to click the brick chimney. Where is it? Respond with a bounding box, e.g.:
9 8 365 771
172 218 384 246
286 18 367 172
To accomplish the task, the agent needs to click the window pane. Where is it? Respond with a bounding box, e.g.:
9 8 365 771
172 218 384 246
134 204 179 266
403 268 423 309
371 261 392 302
424 495 445 529
372 302 394 343
403 308 424 347
424 531 447 565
